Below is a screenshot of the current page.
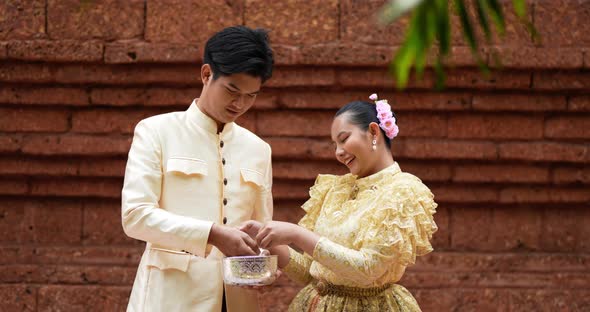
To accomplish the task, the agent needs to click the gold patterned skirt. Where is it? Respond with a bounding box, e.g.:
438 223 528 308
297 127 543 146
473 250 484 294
288 281 421 312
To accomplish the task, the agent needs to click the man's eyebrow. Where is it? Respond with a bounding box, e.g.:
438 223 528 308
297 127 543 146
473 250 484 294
227 83 240 91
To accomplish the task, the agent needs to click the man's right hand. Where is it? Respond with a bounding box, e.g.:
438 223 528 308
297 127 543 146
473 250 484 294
208 224 259 256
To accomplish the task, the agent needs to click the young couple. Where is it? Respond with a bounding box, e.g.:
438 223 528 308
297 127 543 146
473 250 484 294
121 26 437 312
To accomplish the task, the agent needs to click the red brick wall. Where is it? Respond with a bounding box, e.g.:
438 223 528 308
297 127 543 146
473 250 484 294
1 0 589 311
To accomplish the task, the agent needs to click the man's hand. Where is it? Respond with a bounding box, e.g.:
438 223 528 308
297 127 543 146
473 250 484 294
239 220 263 240
208 224 259 256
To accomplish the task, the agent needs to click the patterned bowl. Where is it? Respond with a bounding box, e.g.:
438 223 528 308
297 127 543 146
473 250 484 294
222 255 278 286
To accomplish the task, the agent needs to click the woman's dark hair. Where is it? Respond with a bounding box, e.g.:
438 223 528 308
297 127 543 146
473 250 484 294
203 26 274 83
335 101 397 148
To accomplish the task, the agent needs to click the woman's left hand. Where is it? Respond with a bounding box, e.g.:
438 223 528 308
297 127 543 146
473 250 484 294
256 221 299 249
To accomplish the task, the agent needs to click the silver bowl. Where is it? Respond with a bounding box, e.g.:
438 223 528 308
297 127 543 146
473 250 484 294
222 255 278 286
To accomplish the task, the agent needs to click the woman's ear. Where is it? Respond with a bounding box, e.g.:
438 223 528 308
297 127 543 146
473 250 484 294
201 64 212 85
368 122 381 138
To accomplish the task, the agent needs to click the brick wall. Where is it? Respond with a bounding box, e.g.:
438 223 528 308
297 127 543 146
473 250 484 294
1 0 589 311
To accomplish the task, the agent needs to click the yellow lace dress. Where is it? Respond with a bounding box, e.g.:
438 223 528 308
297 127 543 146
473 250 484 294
283 163 437 312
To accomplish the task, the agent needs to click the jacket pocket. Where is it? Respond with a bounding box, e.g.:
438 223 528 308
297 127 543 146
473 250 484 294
240 168 265 190
146 248 191 272
166 157 208 176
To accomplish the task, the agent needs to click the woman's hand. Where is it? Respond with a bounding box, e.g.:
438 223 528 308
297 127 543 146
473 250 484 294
239 220 264 240
256 221 300 249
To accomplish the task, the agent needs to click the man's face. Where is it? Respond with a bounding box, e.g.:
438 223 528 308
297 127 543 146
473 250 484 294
200 65 262 126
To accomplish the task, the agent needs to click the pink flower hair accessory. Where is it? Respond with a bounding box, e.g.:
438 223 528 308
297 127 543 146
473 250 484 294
369 93 399 139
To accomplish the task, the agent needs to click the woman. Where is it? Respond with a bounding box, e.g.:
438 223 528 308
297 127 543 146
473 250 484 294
243 94 437 311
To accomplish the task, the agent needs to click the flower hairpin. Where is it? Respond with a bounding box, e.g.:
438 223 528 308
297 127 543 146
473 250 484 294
369 93 399 139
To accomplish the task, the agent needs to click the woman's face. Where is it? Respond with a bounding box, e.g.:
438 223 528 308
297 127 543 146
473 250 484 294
331 113 377 178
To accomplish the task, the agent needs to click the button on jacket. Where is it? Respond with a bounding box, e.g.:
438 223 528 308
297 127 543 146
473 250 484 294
122 100 273 312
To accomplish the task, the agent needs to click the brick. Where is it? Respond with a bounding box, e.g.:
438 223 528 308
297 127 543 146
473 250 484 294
0 0 45 40
0 199 34 243
0 108 69 132
35 246 143 266
257 111 333 137
47 0 144 40
279 91 370 110
245 0 338 45
415 251 590 272
393 92 472 111
266 68 336 88
451 207 492 250
499 142 589 163
273 200 306 223
60 64 202 85
500 187 590 204
399 162 452 182
570 96 590 111
430 206 450 249
90 88 147 106
340 0 408 45
0 264 134 285
299 43 394 66
472 94 567 111
38 285 130 311
578 209 590 252
535 0 590 46
273 180 313 200
235 111 256 133
490 206 542 251
0 86 89 106
30 200 82 244
453 164 549 183
146 0 241 44
144 88 201 107
545 116 590 139
402 139 497 160
0 285 36 311
72 109 163 134
337 68 435 89
0 135 22 153
0 246 35 265
446 69 532 89
271 44 302 65
431 185 498 204
22 134 131 156
273 161 346 180
0 157 78 176
267 137 331 160
79 159 126 177
488 47 584 69
30 178 122 198
0 63 54 83
83 201 138 245
448 114 543 139
534 71 590 90
0 178 29 195
7 40 103 62
105 42 200 64
553 167 590 184
398 113 447 137
542 207 581 252
509 289 590 311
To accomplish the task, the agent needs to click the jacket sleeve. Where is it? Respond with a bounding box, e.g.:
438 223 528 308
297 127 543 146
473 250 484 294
251 143 273 223
121 120 214 257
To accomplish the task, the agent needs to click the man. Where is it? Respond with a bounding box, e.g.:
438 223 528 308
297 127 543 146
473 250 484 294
122 26 274 312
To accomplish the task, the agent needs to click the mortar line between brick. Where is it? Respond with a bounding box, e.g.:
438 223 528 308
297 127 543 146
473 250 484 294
45 0 49 39
143 0 148 40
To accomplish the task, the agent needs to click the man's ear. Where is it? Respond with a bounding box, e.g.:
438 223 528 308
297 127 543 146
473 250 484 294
201 64 212 85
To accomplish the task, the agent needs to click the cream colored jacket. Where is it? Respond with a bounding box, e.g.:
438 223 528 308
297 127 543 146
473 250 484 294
122 100 273 311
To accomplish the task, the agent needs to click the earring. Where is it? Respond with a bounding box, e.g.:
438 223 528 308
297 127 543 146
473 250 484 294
372 136 377 151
